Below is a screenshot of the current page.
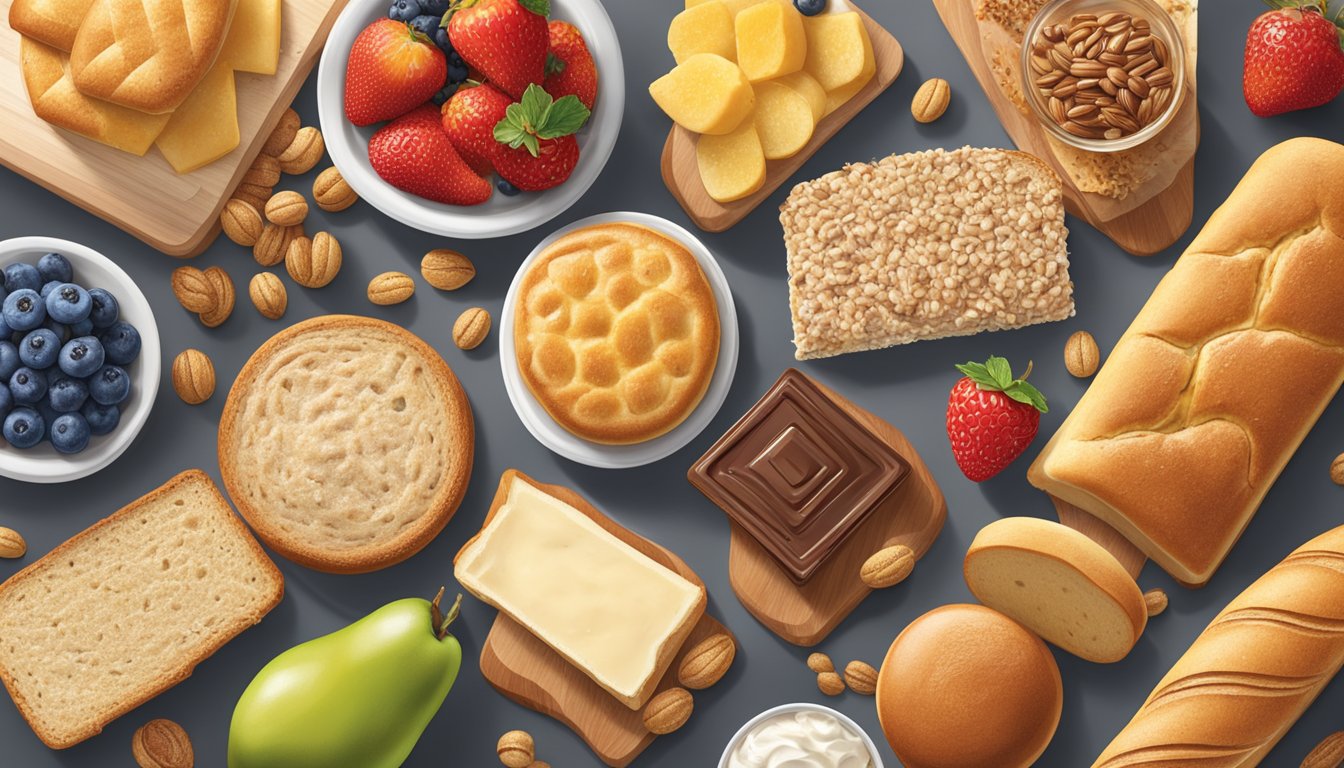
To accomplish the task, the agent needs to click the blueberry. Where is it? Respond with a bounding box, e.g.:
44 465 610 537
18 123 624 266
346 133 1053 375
431 82 460 105
2 407 44 448
19 329 60 370
0 385 10 421
0 314 9 339
87 288 119 328
388 0 420 21
36 252 73 284
2 263 41 294
409 14 440 39
40 280 61 298
47 376 87 412
67 318 92 338
2 289 46 332
497 178 521 196
433 25 453 53
99 322 141 366
793 0 826 15
36 400 59 439
9 367 47 404
44 365 68 388
49 412 90 454
420 0 448 15
58 336 104 378
46 283 91 324
447 51 469 83
81 401 120 436
88 364 130 405
0 342 17 381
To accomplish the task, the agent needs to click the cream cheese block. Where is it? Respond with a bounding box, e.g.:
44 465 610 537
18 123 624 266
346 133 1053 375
455 473 707 709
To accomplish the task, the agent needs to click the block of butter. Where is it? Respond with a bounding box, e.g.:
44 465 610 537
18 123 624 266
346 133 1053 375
455 472 707 710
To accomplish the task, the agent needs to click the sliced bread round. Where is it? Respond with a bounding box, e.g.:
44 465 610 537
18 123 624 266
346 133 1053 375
964 517 1146 663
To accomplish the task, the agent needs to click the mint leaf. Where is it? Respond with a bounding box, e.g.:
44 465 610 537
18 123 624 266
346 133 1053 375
955 357 1048 413
536 94 590 138
546 51 567 77
1003 382 1049 414
984 356 1012 389
493 112 539 155
954 361 993 386
519 0 549 17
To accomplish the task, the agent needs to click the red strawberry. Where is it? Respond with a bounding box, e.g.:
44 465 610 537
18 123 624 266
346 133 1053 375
492 84 591 191
441 83 513 175
368 105 492 205
1244 1 1344 117
447 0 549 99
543 20 597 109
345 18 447 126
945 357 1048 482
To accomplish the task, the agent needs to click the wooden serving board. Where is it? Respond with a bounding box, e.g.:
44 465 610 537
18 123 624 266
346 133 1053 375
1051 495 1147 581
661 0 903 233
477 471 736 768
0 0 348 257
931 0 1199 256
726 378 946 647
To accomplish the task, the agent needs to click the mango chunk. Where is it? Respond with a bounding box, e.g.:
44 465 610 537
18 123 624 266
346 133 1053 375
686 0 767 15
735 1 806 82
753 81 814 159
803 12 875 93
773 70 826 122
649 53 755 135
669 2 736 64
696 121 766 202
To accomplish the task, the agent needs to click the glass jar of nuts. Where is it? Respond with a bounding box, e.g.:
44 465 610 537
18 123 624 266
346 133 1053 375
1021 0 1187 153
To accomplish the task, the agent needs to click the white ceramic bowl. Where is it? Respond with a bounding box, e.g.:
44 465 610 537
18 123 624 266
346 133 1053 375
500 212 738 469
0 237 160 484
718 703 887 768
316 0 625 239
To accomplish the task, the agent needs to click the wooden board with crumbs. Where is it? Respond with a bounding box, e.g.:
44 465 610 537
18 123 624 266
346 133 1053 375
0 0 348 257
931 0 1199 256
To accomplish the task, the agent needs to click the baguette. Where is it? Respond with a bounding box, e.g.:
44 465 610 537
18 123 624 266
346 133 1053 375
1093 524 1344 767
1028 137 1344 586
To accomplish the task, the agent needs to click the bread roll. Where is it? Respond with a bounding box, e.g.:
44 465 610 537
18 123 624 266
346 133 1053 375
1029 137 1344 586
1093 525 1344 767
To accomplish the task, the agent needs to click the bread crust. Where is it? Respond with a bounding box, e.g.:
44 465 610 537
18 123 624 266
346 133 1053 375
218 315 474 573
8 0 89 51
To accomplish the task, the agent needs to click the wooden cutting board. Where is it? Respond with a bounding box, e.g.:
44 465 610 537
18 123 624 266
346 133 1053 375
931 0 1199 256
0 0 348 257
476 472 737 768
661 0 903 233
1051 495 1147 580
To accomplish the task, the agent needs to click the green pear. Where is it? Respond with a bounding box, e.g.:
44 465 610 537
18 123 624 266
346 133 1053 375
228 589 464 768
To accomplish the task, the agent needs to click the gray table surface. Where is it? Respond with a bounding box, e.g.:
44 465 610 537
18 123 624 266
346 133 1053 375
4 1 1344 766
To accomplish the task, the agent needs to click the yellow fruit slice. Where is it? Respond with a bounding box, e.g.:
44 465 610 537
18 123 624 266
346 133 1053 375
753 81 814 160
803 12 875 93
669 1 736 63
735 1 806 82
156 62 239 173
649 53 755 135
696 121 766 203
773 70 826 123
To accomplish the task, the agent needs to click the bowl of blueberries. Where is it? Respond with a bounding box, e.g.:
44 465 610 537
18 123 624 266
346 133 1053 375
0 237 160 484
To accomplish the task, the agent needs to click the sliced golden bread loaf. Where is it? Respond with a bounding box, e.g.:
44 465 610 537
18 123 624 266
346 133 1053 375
8 0 89 51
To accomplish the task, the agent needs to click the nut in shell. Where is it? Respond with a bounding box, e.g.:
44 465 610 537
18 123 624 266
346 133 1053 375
172 349 216 405
253 223 294 267
132 718 194 768
261 108 301 157
1303 731 1344 768
912 77 951 123
642 687 693 735
677 632 736 689
171 267 216 314
453 307 491 350
242 154 281 188
1331 453 1344 486
368 272 415 305
287 232 342 288
860 544 915 589
220 199 264 246
313 167 358 212
1144 588 1169 617
200 267 235 328
817 671 846 696
421 249 475 291
249 273 288 320
0 527 26 559
278 126 324 175
806 652 834 674
843 660 878 695
1065 330 1101 378
496 730 534 768
264 190 309 227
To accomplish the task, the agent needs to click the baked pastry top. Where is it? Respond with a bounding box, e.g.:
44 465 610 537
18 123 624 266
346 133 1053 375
514 222 721 445
8 0 90 51
218 315 474 573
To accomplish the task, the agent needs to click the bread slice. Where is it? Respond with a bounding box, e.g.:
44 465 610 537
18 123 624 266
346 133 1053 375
8 0 90 51
0 470 283 749
964 517 1146 663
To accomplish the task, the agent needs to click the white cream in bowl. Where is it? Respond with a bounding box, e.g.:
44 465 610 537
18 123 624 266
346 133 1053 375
727 709 872 768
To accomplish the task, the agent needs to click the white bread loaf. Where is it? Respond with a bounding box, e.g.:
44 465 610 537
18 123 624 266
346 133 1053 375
1093 524 1344 767
1028 137 1344 586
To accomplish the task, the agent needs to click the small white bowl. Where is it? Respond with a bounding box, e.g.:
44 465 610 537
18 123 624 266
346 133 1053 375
718 703 887 768
500 212 739 469
0 237 161 484
316 0 625 239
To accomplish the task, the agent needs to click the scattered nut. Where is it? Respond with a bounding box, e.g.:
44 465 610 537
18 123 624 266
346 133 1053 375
200 267 235 328
677 633 736 690
1144 588 1168 617
861 544 915 589
806 652 834 674
253 223 294 267
236 182 274 204
421 249 475 291
642 687 693 735
912 77 951 123
242 154 282 188
1331 453 1344 486
313 167 359 212
132 718 194 768
453 307 491 349
261 108 301 157
287 231 342 288
496 730 534 768
278 126 324 175
249 273 288 320
172 350 215 405
232 188 270 213
817 671 846 696
0 527 26 559
264 190 309 227
1064 330 1101 378
843 661 878 695
1303 731 1344 768
368 271 416 305
220 199 264 247
171 267 216 314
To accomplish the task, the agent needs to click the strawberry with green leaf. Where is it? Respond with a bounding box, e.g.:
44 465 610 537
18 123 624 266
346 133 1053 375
1245 0 1344 117
446 0 550 100
492 83 590 191
442 82 514 175
544 20 597 109
945 356 1048 482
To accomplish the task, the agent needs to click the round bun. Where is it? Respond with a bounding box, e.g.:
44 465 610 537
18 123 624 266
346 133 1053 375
876 604 1062 768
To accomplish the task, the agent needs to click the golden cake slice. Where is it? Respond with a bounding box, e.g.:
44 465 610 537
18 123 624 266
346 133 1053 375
218 316 474 573
8 0 90 51
515 222 721 445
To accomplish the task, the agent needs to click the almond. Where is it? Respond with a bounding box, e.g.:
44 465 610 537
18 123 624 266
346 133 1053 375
132 719 194 768
172 349 215 405
1065 330 1101 378
265 190 309 227
242 154 282 188
313 167 358 212
253 223 296 267
200 267 234 328
249 273 287 320
1144 588 1168 617
642 687 693 735
368 271 415 305
421 249 475 291
171 267 216 314
220 199 264 246
677 633 736 690
453 307 490 349
817 671 846 696
860 544 916 589
287 231 342 288
844 660 878 695
278 126 324 175
261 108 301 157
0 527 26 559
806 652 834 674
1331 453 1344 486
1303 731 1344 768
496 730 534 768
912 77 952 123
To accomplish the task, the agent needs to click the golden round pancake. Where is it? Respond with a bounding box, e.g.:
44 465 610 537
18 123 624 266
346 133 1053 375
515 222 720 445
218 315 473 573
